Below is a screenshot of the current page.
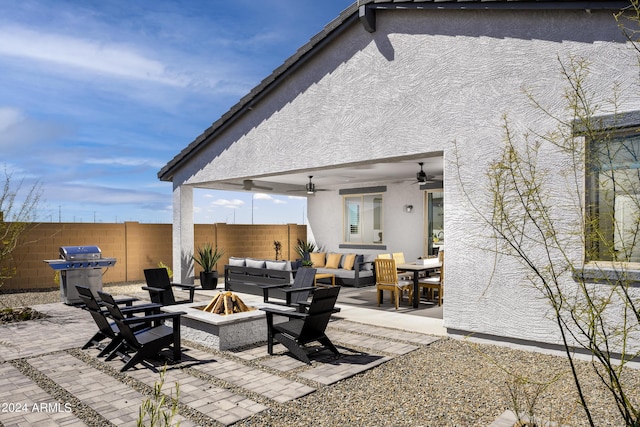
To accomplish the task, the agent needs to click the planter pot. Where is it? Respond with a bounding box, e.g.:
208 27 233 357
200 271 219 290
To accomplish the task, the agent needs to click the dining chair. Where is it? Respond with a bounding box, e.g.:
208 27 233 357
392 252 412 281
418 253 444 306
377 253 391 259
374 258 412 310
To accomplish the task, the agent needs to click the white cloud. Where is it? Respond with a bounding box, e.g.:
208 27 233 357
0 107 21 132
212 198 245 209
0 106 69 150
0 26 188 87
254 193 287 204
84 157 165 169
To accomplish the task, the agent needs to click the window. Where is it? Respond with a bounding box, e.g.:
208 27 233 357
587 130 640 262
343 194 383 244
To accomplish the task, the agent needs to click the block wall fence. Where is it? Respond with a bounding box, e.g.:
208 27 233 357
1 222 306 291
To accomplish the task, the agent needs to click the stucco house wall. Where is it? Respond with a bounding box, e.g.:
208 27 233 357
162 4 640 350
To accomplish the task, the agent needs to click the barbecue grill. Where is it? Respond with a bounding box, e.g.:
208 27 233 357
44 245 116 304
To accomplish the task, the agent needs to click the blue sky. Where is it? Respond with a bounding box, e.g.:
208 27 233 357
0 0 353 224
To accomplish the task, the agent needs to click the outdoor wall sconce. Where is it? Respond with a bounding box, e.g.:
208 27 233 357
404 204 413 213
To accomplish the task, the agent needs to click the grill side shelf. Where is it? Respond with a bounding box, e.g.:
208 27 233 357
43 259 116 270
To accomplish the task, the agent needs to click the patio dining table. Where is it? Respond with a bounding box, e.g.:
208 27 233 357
396 258 442 308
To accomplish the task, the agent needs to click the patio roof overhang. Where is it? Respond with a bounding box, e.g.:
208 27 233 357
190 153 445 196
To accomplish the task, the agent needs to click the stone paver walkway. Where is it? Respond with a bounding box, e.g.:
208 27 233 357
0 298 440 426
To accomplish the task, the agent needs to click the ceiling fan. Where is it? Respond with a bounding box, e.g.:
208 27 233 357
414 162 441 184
228 179 273 191
289 176 329 195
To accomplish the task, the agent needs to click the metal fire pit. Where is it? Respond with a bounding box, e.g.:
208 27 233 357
44 245 117 304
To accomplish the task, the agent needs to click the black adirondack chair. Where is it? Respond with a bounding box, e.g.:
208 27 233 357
75 286 160 357
142 268 196 306
261 285 341 364
98 290 186 372
262 267 317 311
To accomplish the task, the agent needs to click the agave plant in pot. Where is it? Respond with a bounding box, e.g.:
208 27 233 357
193 243 224 290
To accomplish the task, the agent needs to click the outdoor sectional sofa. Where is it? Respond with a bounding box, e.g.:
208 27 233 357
224 257 294 301
224 253 375 297
306 252 375 288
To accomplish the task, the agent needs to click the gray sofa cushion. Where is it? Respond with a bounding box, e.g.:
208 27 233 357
245 258 266 269
266 260 288 270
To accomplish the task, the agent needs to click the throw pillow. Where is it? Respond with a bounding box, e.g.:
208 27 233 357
266 260 287 270
228 257 245 267
309 252 326 267
325 253 342 269
245 258 266 269
342 253 356 270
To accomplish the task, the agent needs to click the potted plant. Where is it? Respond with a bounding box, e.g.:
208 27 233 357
273 240 282 260
294 239 316 261
193 243 224 290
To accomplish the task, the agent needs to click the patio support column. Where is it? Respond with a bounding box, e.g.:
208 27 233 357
172 184 194 284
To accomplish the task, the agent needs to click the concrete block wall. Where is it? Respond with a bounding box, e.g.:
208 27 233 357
1 222 306 290
214 223 304 268
4 223 128 290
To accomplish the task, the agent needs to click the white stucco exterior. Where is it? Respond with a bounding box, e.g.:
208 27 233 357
161 3 640 350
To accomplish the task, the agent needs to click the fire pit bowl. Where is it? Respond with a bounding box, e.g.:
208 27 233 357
162 293 293 351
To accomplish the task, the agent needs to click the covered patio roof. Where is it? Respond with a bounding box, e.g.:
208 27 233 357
194 153 444 195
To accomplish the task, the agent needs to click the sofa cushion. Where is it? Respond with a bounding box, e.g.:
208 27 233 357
309 252 326 267
325 253 342 269
266 260 288 270
228 257 245 267
315 267 373 279
342 253 356 270
361 254 375 271
246 258 266 269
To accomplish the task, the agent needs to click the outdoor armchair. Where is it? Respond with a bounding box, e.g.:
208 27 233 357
261 286 341 364
262 267 316 311
142 267 196 306
75 285 161 357
98 290 186 372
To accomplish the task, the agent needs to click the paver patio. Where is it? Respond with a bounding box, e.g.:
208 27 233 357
0 292 440 426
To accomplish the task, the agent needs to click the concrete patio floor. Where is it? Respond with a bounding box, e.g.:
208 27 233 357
0 285 443 426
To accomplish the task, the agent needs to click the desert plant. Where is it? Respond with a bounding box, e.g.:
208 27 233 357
192 243 223 273
455 18 640 424
294 239 316 260
0 166 41 290
158 261 173 279
273 240 282 260
137 365 180 427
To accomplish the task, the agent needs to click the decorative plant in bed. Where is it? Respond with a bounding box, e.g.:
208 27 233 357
193 243 224 290
1 306 47 324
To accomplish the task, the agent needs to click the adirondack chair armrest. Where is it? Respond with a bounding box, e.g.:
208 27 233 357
261 307 308 320
295 301 341 314
112 297 138 306
281 286 315 295
259 283 290 290
171 282 196 290
121 311 186 324
171 283 196 300
141 286 164 293
120 303 163 316
78 296 139 311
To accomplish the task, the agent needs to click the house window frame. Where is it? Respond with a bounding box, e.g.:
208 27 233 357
339 186 386 250
583 111 640 263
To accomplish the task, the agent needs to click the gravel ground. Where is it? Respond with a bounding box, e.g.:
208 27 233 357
2 284 639 426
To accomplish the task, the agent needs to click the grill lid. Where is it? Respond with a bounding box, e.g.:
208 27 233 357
59 245 102 260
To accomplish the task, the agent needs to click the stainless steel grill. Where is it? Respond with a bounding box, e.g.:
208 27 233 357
44 245 117 304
